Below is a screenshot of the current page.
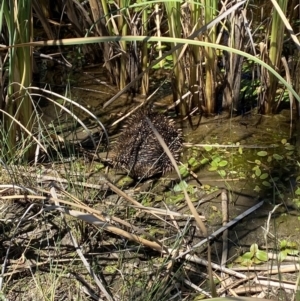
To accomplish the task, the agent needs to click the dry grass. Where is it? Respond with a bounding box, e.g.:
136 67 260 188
0 154 298 301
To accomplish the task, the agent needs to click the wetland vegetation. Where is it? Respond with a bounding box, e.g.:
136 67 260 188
0 0 300 300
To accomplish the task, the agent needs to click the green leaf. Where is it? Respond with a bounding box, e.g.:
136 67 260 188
260 173 269 180
204 145 212 152
254 186 261 192
273 154 283 160
200 158 209 164
278 250 288 262
155 45 167 51
285 144 295 150
179 165 189 177
173 181 188 192
241 258 253 267
252 257 263 264
56 98 65 105
295 188 300 195
281 138 287 144
257 151 268 157
242 251 253 260
280 239 287 248
211 161 218 167
250 243 258 254
256 250 268 262
255 159 261 165
255 168 261 177
218 160 228 167
218 170 226 177
212 156 221 163
262 181 272 187
234 256 243 263
252 257 262 264
152 63 161 69
208 166 218 171
188 157 197 166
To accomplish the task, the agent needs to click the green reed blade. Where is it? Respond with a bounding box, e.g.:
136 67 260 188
2 0 34 161
164 0 185 115
266 0 288 114
202 0 218 114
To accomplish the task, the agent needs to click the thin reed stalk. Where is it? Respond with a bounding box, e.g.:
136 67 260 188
202 0 218 114
89 0 119 85
222 7 245 112
188 0 203 110
141 4 149 95
164 0 186 116
265 0 288 114
117 0 128 90
2 0 34 161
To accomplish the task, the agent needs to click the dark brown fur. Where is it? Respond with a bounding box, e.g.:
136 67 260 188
111 109 182 179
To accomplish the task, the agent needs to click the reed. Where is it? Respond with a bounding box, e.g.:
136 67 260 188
96 0 145 93
141 4 149 95
164 0 186 116
222 7 245 112
188 0 203 110
202 0 218 114
116 0 128 90
265 0 288 114
2 0 34 161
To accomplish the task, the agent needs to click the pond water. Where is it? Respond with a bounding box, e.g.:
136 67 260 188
39 64 300 260
31 63 300 301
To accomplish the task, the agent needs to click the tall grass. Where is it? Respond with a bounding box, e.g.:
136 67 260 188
264 0 288 114
116 0 129 91
164 0 186 116
188 0 203 110
94 0 143 93
25 0 295 117
89 0 120 86
222 7 245 113
141 4 149 95
202 0 218 114
1 0 34 161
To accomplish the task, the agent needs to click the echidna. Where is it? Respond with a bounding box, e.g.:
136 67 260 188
111 108 182 179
